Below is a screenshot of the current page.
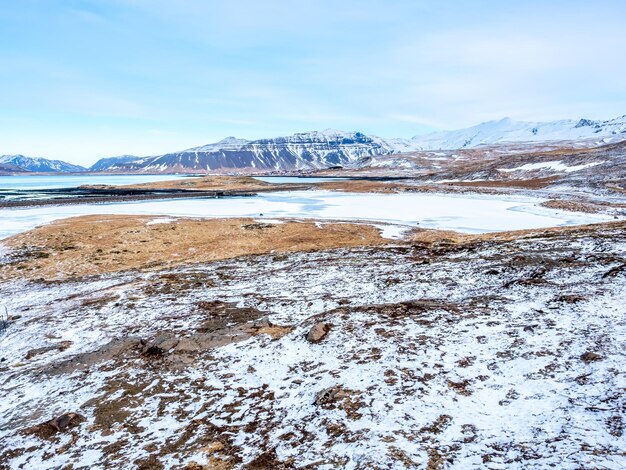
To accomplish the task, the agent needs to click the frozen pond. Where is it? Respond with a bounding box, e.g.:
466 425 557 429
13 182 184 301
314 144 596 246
0 174 195 190
0 190 614 240
252 176 350 184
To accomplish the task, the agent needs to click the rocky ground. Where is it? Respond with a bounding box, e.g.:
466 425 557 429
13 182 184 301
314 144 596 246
318 139 626 198
0 220 625 469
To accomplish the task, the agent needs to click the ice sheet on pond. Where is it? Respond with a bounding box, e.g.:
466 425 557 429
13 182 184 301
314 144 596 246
0 190 615 239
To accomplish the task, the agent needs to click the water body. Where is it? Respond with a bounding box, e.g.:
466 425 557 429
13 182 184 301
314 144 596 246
0 174 193 190
0 190 613 240
252 176 350 184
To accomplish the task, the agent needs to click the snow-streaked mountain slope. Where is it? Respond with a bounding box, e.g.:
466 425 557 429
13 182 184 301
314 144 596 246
408 115 626 150
89 155 146 172
89 115 626 172
0 155 85 173
90 130 392 172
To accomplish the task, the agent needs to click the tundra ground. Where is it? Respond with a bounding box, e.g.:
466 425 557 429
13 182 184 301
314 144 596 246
0 220 625 469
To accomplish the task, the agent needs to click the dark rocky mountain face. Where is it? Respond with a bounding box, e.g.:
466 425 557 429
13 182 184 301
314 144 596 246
90 131 393 173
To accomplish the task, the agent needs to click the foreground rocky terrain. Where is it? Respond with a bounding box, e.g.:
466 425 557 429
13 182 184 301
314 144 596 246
0 219 625 469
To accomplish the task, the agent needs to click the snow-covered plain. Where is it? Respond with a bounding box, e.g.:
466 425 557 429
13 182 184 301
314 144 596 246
0 190 615 240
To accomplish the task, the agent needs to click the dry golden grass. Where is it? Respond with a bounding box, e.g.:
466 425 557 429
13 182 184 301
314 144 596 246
3 210 622 283
82 175 277 192
1 215 388 281
407 220 626 245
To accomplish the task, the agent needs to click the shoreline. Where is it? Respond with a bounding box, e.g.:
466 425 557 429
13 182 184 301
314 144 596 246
0 185 313 209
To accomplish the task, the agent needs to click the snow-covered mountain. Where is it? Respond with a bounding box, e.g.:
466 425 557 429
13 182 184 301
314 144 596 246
407 115 626 150
90 130 392 172
89 155 144 172
90 115 626 172
0 155 85 173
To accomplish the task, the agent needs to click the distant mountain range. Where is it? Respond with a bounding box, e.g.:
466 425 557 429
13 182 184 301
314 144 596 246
406 115 626 151
0 155 85 174
91 131 394 172
3 115 626 173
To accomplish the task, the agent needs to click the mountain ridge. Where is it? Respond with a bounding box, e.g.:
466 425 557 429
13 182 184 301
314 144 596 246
3 115 626 174
91 115 626 172
0 155 85 173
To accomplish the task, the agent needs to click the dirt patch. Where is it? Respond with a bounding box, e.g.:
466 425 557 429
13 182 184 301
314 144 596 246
1 216 388 281
541 199 605 214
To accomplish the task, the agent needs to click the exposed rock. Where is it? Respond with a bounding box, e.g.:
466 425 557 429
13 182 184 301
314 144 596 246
175 337 202 354
555 294 586 303
580 351 603 363
25 341 72 360
242 223 274 230
22 413 86 439
255 324 294 340
314 385 348 406
306 322 331 343
25 345 58 360
143 334 179 356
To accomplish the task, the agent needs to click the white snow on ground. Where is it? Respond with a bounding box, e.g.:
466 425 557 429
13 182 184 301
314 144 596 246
146 217 176 225
371 223 412 239
499 161 603 173
0 231 625 468
0 191 616 239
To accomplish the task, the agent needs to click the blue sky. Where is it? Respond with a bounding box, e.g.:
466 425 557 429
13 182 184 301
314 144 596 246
1 0 625 164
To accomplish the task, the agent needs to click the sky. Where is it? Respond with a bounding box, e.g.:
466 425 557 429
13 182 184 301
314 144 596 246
1 0 625 165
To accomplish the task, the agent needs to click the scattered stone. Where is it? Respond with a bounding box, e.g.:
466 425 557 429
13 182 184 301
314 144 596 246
255 324 294 340
602 263 626 278
314 385 348 406
580 351 603 363
242 223 274 230
456 356 475 368
554 294 586 303
143 334 179 356
135 455 165 470
420 415 453 434
252 317 271 329
306 322 331 343
606 415 624 437
447 379 472 396
174 337 201 354
25 345 57 360
23 413 86 439
25 341 72 360
205 441 225 454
